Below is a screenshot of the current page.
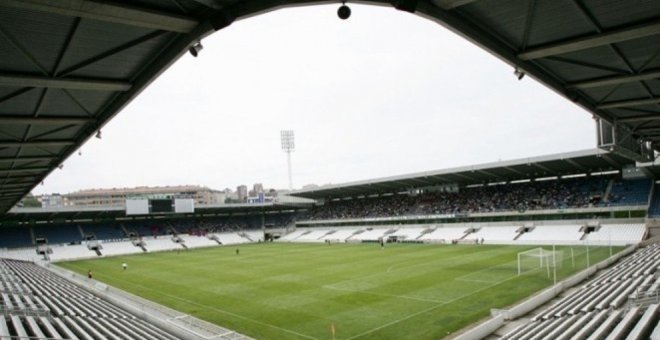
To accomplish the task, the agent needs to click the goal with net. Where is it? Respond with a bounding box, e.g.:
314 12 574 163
517 247 564 277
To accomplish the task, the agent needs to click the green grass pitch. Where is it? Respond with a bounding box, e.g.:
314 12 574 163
57 242 620 339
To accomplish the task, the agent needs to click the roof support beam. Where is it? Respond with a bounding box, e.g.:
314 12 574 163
0 183 30 189
0 191 26 197
633 126 660 133
565 159 587 172
0 140 75 148
502 166 525 176
618 114 660 123
598 98 660 109
431 0 479 10
600 154 622 168
0 116 94 125
519 20 660 60
0 156 55 163
0 74 131 92
0 167 50 174
475 169 501 179
0 0 198 33
451 173 478 181
0 174 40 180
569 70 660 89
531 163 554 173
0 181 36 187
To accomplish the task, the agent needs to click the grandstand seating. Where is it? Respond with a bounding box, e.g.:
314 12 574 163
183 235 219 248
416 227 466 243
304 176 649 221
279 224 647 246
470 226 517 244
277 229 308 241
649 184 660 217
514 225 583 245
320 228 360 241
585 224 648 245
32 224 82 245
0 232 259 262
390 227 426 241
143 238 182 252
47 244 98 262
80 224 124 241
348 228 389 242
0 258 182 340
607 179 652 207
122 221 169 238
99 241 144 257
290 229 333 242
0 227 32 248
501 243 660 339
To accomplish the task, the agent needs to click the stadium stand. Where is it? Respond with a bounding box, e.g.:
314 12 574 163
290 229 333 242
80 224 125 242
498 243 660 339
43 232 262 261
649 184 660 218
0 258 183 340
607 179 652 207
304 176 649 221
32 224 82 245
0 227 33 249
280 223 647 246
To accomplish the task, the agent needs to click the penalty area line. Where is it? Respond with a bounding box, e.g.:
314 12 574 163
344 274 520 340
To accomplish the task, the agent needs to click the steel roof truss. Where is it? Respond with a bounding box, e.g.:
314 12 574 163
519 19 660 60
0 74 131 92
0 0 199 33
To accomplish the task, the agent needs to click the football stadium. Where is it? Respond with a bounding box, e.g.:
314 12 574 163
1 1 660 340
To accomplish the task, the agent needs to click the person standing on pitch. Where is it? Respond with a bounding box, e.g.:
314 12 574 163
87 270 92 279
122 263 127 271
236 248 239 255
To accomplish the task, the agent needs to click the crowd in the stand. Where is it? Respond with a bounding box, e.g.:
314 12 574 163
306 177 647 221
123 214 296 238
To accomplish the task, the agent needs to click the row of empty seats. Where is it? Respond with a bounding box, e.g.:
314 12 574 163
0 232 264 262
0 258 182 340
279 224 647 245
500 243 660 339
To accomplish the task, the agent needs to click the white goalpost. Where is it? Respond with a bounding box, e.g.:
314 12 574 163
517 247 565 278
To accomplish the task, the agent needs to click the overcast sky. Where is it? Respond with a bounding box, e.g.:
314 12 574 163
33 4 596 195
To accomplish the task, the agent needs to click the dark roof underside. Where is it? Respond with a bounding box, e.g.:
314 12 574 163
1 0 659 212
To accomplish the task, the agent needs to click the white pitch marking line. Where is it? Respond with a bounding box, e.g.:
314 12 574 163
454 277 500 284
84 270 321 340
345 274 522 340
322 285 448 304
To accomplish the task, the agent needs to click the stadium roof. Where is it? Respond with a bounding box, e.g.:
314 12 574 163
3 202 308 222
1 0 659 213
289 149 647 199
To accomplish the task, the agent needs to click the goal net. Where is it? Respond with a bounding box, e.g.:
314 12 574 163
517 248 564 276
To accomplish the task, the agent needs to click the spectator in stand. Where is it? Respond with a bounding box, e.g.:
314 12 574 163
306 177 610 220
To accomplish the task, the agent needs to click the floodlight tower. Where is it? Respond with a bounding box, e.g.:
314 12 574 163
280 130 295 191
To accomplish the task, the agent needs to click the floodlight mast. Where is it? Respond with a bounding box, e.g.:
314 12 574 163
281 130 295 191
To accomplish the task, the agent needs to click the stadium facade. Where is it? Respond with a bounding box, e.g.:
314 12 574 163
47 185 226 208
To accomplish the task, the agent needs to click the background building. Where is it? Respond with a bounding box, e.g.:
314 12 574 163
236 185 248 202
64 185 225 207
